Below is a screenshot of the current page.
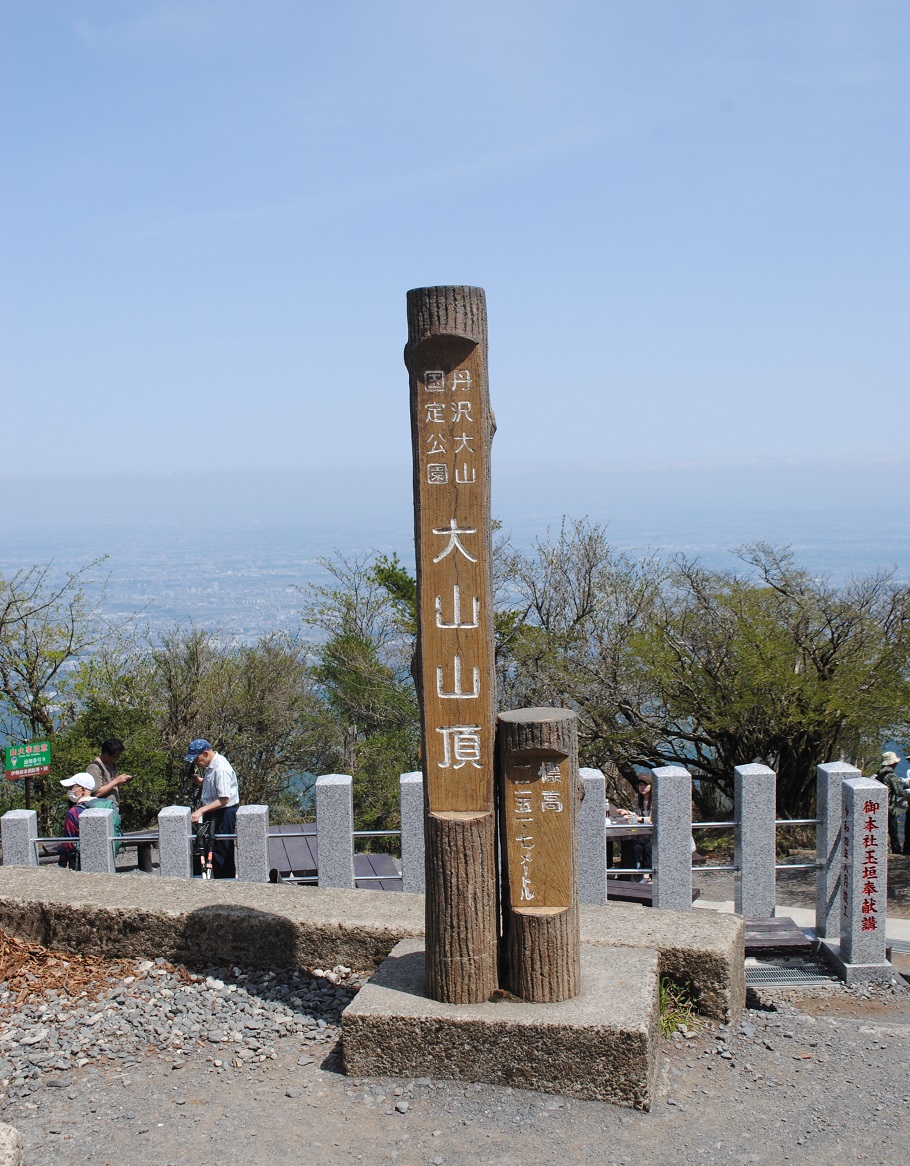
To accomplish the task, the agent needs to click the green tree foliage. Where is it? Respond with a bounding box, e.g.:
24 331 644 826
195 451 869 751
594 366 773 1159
4 526 908 836
503 523 910 816
69 628 340 829
300 554 420 838
0 560 112 828
3 614 342 831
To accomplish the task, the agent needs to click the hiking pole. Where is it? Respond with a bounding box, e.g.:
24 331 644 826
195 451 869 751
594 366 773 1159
204 822 214 880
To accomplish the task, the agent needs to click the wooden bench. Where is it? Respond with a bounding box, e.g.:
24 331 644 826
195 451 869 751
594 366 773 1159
606 878 701 907
29 832 158 872
744 917 815 955
267 824 402 891
120 832 158 873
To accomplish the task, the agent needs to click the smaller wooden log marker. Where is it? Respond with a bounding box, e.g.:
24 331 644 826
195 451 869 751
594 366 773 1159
498 707 581 1002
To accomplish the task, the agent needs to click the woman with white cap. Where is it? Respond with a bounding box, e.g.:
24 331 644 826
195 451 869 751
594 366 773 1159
56 773 123 869
57 773 98 869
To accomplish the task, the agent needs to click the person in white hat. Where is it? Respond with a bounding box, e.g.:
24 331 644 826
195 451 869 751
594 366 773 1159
876 751 909 855
57 772 98 869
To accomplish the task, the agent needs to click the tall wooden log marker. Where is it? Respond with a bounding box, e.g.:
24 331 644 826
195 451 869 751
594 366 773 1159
498 708 581 1002
405 286 498 1004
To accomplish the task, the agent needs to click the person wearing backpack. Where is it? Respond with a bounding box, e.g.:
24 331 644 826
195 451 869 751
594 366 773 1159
57 772 124 869
84 737 135 804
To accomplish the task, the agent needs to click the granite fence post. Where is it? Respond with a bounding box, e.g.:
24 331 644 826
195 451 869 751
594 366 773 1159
399 772 425 894
578 767 607 905
652 765 693 911
236 804 270 883
734 763 776 918
0 809 39 867
829 776 891 982
79 807 116 874
316 774 355 889
815 762 857 939
158 806 193 878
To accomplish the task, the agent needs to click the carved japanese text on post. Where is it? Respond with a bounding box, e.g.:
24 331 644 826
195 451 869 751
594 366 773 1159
503 750 572 911
410 349 495 815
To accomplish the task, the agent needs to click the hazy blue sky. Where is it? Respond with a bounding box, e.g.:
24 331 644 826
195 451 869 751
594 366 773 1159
2 2 908 505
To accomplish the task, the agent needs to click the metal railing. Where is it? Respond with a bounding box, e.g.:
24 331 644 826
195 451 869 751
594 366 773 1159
32 835 71 861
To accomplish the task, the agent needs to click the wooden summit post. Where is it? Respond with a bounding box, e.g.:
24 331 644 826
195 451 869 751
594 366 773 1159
405 286 498 1004
498 707 581 1002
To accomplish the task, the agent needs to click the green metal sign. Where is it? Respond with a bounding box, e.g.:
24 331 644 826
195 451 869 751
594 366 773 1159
5 740 51 781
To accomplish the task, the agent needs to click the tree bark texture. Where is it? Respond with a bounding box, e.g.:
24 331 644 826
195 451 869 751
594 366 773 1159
406 286 498 1004
497 708 581 1002
424 811 499 1004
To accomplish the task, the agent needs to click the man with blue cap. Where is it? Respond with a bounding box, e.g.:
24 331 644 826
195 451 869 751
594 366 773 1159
184 739 240 878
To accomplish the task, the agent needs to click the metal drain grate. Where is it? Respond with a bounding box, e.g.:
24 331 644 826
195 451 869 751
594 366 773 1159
746 962 839 986
888 937 910 955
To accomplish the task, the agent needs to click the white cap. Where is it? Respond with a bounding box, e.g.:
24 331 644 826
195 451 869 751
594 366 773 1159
60 772 96 791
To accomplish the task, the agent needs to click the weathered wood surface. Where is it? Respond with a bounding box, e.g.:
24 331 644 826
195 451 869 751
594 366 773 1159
497 707 580 1002
423 810 498 1001
405 285 498 1003
743 917 815 954
266 825 401 891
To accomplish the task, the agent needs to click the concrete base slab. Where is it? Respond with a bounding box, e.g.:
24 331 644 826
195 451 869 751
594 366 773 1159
581 902 745 1022
342 939 660 1110
819 940 897 986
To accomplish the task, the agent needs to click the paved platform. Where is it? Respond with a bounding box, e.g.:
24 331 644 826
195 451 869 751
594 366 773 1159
694 898 910 941
0 868 744 1020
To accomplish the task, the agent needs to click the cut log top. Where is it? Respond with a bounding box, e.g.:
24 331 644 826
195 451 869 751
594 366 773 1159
497 707 577 755
498 707 576 725
405 286 487 359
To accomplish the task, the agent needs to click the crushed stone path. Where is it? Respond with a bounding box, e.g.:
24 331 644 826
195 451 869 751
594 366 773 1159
1 935 908 1166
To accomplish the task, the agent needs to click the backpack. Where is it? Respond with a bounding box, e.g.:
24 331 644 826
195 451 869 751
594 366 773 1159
87 796 124 855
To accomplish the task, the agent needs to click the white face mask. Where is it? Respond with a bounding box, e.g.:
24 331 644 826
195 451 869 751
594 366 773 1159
67 790 82 803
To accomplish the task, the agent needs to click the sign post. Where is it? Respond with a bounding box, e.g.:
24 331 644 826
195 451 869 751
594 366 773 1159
405 285 498 1004
498 708 580 1002
5 740 52 811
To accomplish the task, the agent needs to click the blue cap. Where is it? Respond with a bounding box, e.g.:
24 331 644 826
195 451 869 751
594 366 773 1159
184 738 212 763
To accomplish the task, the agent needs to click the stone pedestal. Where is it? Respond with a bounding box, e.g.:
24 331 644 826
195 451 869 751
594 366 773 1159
734 763 776 918
399 771 425 894
652 765 692 911
0 810 38 868
79 808 116 874
316 774 355 889
342 939 660 1109
236 805 269 883
578 767 607 905
158 806 193 878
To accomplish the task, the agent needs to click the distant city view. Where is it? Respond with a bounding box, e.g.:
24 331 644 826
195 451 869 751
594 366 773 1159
2 502 907 646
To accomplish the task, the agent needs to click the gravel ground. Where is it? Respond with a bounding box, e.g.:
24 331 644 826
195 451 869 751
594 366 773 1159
1 947 909 1166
